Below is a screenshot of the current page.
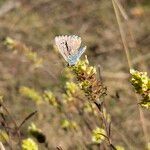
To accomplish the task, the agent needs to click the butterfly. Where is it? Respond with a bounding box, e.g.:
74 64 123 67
55 35 86 66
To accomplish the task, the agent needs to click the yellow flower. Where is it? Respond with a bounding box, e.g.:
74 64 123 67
103 108 111 123
66 82 79 94
63 68 74 80
4 37 16 49
87 66 96 75
62 93 73 103
140 101 150 109
116 145 125 150
61 119 78 130
83 102 98 115
22 138 38 150
0 130 9 143
19 86 42 104
43 91 58 107
130 69 150 109
92 127 106 144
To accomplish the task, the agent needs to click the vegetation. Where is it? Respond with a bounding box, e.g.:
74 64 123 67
0 0 149 149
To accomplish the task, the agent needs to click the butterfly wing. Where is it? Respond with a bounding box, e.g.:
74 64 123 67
67 46 86 66
67 54 78 66
67 35 81 55
55 35 85 65
77 46 86 59
55 35 69 61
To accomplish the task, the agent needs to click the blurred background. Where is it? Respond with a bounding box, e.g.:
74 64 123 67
0 0 149 149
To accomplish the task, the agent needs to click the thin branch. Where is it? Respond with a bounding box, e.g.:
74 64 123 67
18 110 37 130
0 102 21 146
94 102 116 150
112 0 132 69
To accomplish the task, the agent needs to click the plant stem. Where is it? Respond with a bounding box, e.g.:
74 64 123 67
94 102 117 150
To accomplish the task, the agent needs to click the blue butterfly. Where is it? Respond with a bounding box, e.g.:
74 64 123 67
55 35 86 66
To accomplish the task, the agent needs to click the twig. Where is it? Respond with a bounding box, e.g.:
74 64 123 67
0 102 21 146
112 0 132 69
0 131 12 150
97 65 103 84
96 63 116 149
18 110 37 130
114 0 148 71
0 113 13 149
94 102 117 150
56 146 63 150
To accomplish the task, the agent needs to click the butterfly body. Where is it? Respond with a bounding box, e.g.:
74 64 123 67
55 35 86 66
